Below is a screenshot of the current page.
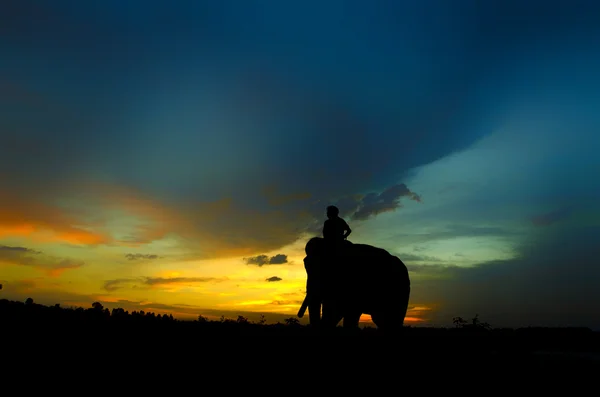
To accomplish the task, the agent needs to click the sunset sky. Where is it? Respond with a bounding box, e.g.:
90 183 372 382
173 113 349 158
1 0 599 329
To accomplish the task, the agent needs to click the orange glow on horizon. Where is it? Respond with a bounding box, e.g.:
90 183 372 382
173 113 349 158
359 314 425 324
404 317 425 323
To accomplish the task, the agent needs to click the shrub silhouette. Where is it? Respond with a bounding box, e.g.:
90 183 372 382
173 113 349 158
1 295 598 367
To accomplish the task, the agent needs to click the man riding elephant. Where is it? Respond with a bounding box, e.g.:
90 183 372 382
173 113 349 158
322 205 352 246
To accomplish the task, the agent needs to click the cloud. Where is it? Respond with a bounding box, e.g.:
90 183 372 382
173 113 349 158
0 244 84 277
244 255 269 266
350 184 422 221
0 245 40 255
14 180 421 261
268 254 288 264
125 253 159 260
244 254 288 267
389 224 522 246
531 206 572 227
265 276 282 282
397 253 444 263
0 190 110 246
298 182 423 236
0 278 36 292
103 276 226 291
407 224 600 329
144 277 225 287
103 279 132 292
406 263 462 275
2 1 599 262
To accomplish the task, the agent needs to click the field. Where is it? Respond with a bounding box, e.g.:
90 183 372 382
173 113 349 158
2 298 598 387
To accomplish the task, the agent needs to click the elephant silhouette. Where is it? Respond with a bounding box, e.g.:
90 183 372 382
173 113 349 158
298 237 410 332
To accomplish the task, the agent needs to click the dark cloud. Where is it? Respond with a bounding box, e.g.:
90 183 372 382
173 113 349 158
0 245 40 255
244 255 269 266
351 184 422 221
0 245 83 276
244 254 288 267
268 254 288 265
125 253 159 261
265 276 282 282
300 183 422 236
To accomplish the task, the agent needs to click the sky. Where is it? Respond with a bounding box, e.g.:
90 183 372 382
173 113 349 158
1 0 599 329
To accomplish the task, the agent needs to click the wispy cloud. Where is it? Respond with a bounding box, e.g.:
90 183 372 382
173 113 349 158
0 244 84 277
103 276 227 291
125 253 160 260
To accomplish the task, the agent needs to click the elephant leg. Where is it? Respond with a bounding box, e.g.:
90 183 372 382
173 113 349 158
308 299 322 328
321 300 343 330
371 312 404 333
397 287 410 327
371 287 410 334
342 310 362 331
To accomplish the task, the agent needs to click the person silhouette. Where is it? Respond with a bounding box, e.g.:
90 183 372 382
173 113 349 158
322 205 351 254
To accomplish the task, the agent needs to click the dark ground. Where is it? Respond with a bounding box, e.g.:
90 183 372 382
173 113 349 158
2 298 598 388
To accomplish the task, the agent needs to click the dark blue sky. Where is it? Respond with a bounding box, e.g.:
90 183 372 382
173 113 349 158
1 0 599 328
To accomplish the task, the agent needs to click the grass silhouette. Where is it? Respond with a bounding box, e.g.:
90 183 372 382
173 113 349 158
3 298 598 362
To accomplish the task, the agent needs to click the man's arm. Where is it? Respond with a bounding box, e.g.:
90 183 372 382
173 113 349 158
343 221 352 239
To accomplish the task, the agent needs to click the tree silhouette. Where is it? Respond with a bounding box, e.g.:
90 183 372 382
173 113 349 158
453 314 492 330
453 316 467 328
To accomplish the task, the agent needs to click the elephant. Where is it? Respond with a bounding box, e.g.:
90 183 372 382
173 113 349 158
298 237 410 333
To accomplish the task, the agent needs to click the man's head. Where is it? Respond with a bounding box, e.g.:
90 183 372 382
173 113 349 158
326 205 339 219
